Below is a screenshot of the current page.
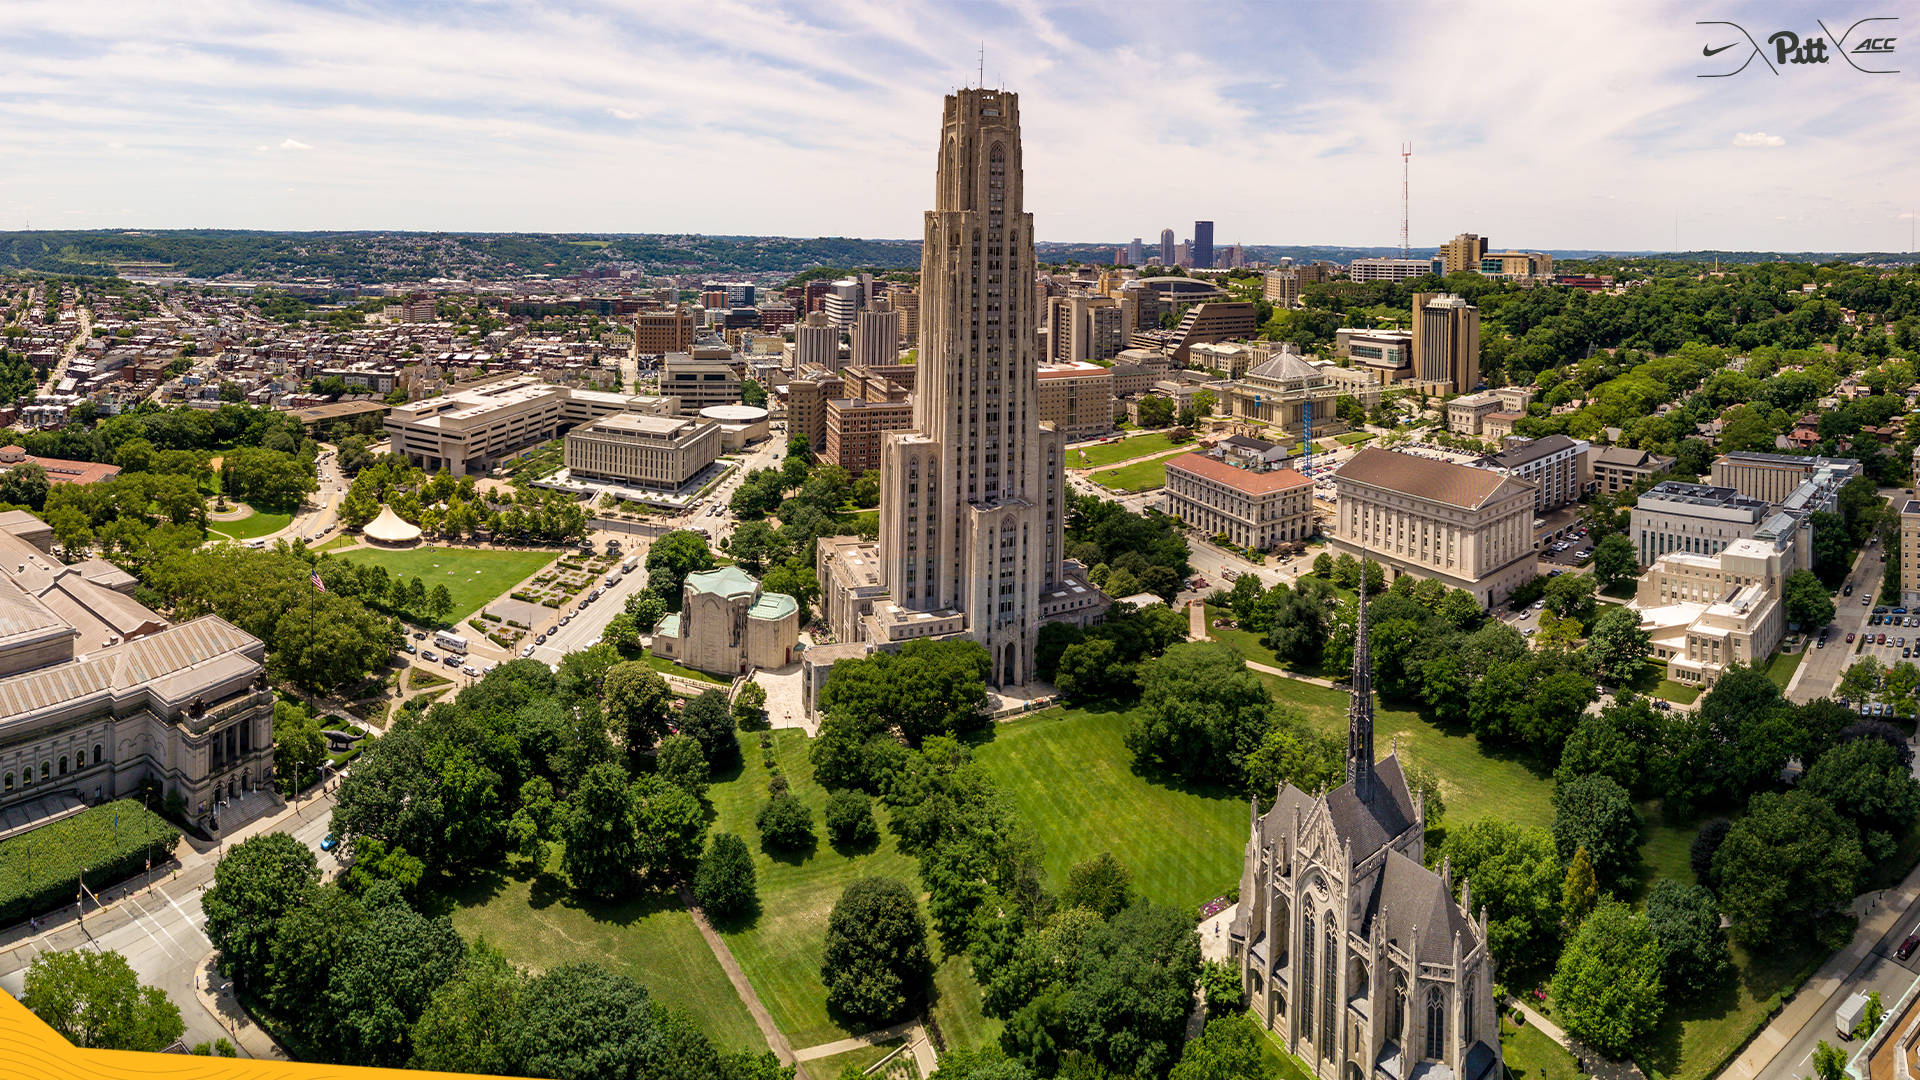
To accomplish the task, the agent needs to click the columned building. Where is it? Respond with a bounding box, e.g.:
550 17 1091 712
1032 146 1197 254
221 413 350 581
873 87 1101 688
1232 569 1502 1080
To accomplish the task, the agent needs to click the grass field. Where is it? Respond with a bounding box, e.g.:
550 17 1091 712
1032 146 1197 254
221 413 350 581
1252 1016 1321 1080
312 534 357 553
1653 678 1703 704
406 667 453 690
639 651 728 685
1335 431 1376 446
337 546 556 625
431 863 767 1054
1068 432 1182 469
707 729 978 1050
968 704 1251 913
1638 941 1820 1080
1255 671 1558 832
1502 1016 1584 1080
1092 448 1195 493
207 506 293 541
1764 648 1805 689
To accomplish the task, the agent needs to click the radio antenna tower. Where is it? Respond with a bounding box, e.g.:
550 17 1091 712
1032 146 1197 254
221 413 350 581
1399 143 1412 258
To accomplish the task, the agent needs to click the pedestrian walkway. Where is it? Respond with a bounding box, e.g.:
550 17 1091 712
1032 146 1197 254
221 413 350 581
791 1018 916 1060
676 885 801 1075
1510 1001 1647 1080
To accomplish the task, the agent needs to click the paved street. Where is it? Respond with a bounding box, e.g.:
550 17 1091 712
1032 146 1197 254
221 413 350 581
1787 544 1886 705
0 789 342 1056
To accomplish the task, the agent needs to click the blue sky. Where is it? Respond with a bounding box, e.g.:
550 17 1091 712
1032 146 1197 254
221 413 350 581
0 0 1914 251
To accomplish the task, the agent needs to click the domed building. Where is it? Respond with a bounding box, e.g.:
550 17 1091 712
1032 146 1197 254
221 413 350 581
650 566 798 675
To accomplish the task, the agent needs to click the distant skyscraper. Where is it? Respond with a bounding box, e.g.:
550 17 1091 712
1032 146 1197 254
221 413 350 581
1159 229 1175 265
1192 220 1215 270
877 87 1080 687
1440 233 1488 274
1127 237 1144 265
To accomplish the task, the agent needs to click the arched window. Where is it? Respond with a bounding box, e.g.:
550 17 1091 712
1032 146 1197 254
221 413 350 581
1321 922 1338 1059
1462 975 1476 1044
1425 986 1447 1059
40 762 49 781
3 772 11 791
1300 909 1316 1042
93 744 102 765
58 756 67 775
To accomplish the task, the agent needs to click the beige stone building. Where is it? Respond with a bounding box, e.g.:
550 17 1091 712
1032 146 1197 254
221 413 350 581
825 397 914 475
1037 361 1117 441
649 566 799 676
1902 498 1920 609
1591 445 1676 495
1629 481 1809 572
1165 452 1313 551
1709 452 1861 510
1046 294 1125 364
0 511 274 836
851 300 901 369
1189 342 1254 379
1481 411 1523 443
1439 232 1487 274
634 305 696 355
564 414 720 491
1329 448 1537 608
1446 393 1500 435
661 355 743 411
1630 536 1789 688
791 311 842 372
385 375 677 475
1412 293 1480 393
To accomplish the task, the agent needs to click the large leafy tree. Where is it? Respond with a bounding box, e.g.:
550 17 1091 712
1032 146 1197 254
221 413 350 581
324 894 467 1067
1552 901 1665 1057
694 832 758 917
644 530 715 611
1169 1013 1267 1080
1591 534 1640 589
1645 879 1731 999
816 638 992 746
1714 790 1867 948
1551 774 1642 890
265 883 369 1046
1801 736 1920 858
1126 642 1274 785
1586 604 1652 685
203 831 320 992
1438 820 1562 971
1782 569 1837 630
505 964 659 1080
603 661 674 769
677 688 740 769
822 877 932 1025
21 950 185 1052
408 942 524 1076
560 762 643 899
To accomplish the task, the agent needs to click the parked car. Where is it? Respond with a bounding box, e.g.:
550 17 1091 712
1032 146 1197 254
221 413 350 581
535 633 548 644
560 615 572 625
421 649 439 662
321 833 338 852
401 641 416 654
521 644 536 657
413 630 428 640
1848 632 1857 643
442 654 461 668
462 665 480 677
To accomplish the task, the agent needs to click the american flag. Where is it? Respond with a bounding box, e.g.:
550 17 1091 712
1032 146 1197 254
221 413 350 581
311 570 326 592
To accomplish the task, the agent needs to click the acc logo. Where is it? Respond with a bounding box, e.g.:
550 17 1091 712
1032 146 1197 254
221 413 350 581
1699 17 1899 75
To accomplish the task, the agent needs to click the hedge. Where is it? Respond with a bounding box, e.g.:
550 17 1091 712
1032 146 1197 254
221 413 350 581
0 800 179 924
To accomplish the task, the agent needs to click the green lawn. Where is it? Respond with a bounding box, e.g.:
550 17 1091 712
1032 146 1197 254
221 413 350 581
1335 431 1376 446
1502 1016 1584 1080
433 863 767 1054
1653 678 1703 705
1252 1016 1322 1080
337 546 557 625
1255 672 1557 832
207 506 293 541
1638 941 1820 1080
968 705 1252 913
708 730 975 1049
640 650 729 685
1763 649 1805 690
1091 448 1193 492
1068 432 1182 469
312 534 358 553
805 1041 904 1077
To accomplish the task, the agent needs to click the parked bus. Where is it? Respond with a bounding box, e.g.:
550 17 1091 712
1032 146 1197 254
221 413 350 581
433 631 469 654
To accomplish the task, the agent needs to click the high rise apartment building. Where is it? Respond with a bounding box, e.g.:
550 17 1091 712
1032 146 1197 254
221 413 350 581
1159 229 1176 265
1349 257 1443 282
1192 220 1215 270
1046 295 1124 364
874 88 1101 687
850 299 901 368
792 311 841 371
1127 238 1144 265
826 396 914 475
1439 233 1488 274
891 287 919 346
823 278 863 326
634 305 696 355
1412 292 1480 392
1036 361 1116 441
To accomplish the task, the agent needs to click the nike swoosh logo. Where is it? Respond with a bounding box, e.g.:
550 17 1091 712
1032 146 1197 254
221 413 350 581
1703 42 1740 56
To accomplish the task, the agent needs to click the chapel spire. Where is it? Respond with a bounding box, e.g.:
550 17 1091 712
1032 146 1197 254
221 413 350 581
1347 560 1376 803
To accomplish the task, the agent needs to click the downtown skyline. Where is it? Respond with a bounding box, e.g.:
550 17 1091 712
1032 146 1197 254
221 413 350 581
0 0 1914 253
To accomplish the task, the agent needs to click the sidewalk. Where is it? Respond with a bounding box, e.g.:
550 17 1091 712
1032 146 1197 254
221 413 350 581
1720 856 1920 1080
676 885 801 1075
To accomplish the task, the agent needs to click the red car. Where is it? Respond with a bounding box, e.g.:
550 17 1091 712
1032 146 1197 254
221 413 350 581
1848 632 1857 643
1899 931 1920 961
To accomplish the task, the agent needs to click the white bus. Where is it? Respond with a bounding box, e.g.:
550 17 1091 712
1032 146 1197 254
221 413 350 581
433 631 469 654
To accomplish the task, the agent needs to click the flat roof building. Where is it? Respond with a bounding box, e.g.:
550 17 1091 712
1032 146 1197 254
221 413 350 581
824 397 912 476
661 354 743 412
1036 361 1116 442
1330 447 1537 608
1710 451 1861 512
1474 434 1587 513
1629 480 1809 571
1591 445 1676 495
1349 257 1443 282
564 413 721 491
384 375 677 475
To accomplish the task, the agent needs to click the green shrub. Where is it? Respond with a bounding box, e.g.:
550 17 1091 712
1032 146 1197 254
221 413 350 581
0 800 179 924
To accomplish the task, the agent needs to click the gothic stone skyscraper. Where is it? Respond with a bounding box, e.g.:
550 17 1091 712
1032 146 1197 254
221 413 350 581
877 88 1075 688
1230 567 1502 1080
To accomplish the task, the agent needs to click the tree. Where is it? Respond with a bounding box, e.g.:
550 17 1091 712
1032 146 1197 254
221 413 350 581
824 789 879 849
1127 642 1274 785
1689 818 1731 886
1541 571 1597 621
1439 820 1562 970
1060 852 1133 918
821 878 932 1025
631 774 706 884
1555 698 1659 794
624 588 667 633
1801 736 1920 856
0 461 50 510
272 700 328 792
1562 847 1598 926
678 689 740 769
409 942 523 1076
1587 604 1652 685
1840 656 1885 703
203 831 320 991
1552 901 1665 1057
656 733 710 799
1592 534 1640 589
506 964 659 1080
601 612 640 652
1714 791 1867 948
1054 637 1130 702
1812 1041 1848 1080
693 832 758 918
1243 718 1342 804
1645 879 1731 998
1782 569 1836 629
1169 1013 1265 1080
646 530 715 611
603 662 673 770
1551 774 1642 890
325 895 467 1067
816 639 992 745
757 793 815 851
733 680 769 730
21 950 185 1052
427 583 454 624
559 763 642 899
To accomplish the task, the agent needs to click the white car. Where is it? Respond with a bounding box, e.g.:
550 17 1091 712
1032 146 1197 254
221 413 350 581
521 644 536 657
462 665 480 677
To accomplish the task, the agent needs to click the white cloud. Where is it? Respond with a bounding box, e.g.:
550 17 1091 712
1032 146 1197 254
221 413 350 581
1732 131 1786 148
278 138 313 151
605 108 638 121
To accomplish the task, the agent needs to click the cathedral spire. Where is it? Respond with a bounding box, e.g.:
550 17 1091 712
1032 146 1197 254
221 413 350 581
1347 559 1376 803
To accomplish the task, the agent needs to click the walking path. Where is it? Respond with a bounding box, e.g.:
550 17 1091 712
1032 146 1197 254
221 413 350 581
1509 1002 1647 1080
676 885 802 1076
791 1019 917 1060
